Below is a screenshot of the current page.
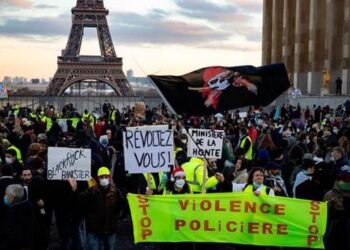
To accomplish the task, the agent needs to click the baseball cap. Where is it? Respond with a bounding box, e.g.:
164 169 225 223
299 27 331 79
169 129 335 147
97 167 110 177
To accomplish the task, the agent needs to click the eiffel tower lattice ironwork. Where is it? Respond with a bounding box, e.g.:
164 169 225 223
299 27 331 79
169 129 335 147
46 0 133 96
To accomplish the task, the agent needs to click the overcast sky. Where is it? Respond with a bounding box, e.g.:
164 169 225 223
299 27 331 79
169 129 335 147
0 0 263 80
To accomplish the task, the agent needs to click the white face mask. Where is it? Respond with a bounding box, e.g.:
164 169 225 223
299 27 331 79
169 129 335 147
181 139 187 144
253 182 263 189
175 179 185 188
99 178 109 188
5 157 13 164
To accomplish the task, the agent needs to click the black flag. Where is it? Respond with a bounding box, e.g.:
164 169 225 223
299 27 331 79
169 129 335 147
149 63 290 115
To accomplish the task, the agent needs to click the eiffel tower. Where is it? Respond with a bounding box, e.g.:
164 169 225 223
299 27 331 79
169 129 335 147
46 0 133 96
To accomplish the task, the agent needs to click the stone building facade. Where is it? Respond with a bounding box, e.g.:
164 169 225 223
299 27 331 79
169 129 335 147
262 0 350 95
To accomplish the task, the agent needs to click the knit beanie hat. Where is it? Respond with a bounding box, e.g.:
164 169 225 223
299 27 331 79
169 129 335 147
258 148 269 160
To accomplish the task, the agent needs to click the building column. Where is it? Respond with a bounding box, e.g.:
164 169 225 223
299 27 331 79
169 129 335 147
308 0 326 95
282 0 296 85
294 0 310 93
271 0 284 63
262 0 273 65
343 0 350 94
327 0 345 94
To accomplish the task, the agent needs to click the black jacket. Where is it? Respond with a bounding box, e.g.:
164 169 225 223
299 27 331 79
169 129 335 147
0 200 34 250
0 177 17 220
78 184 123 234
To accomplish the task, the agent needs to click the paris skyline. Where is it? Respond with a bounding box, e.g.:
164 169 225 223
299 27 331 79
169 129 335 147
0 0 262 80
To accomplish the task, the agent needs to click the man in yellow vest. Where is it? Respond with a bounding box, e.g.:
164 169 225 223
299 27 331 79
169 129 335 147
109 106 118 125
7 145 23 164
5 148 23 178
181 157 224 193
12 104 20 117
82 109 94 128
28 110 37 121
142 172 167 195
237 127 253 162
38 111 46 123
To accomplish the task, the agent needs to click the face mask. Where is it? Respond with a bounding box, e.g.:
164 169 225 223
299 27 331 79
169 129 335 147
175 179 185 188
5 157 13 164
181 139 187 144
3 196 10 206
99 178 109 188
253 182 263 189
338 182 350 191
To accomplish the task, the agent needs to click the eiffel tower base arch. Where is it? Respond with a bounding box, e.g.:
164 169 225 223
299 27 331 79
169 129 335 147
46 0 133 96
46 59 133 96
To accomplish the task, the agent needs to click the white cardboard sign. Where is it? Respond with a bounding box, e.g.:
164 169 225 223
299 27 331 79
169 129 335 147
123 125 174 173
47 147 91 180
187 128 224 159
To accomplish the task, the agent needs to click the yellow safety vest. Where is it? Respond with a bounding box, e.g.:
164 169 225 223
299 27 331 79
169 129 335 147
46 117 52 131
82 113 94 127
109 110 116 122
163 185 193 195
13 105 20 116
182 158 218 193
82 113 90 120
174 147 183 160
29 112 37 120
240 136 253 160
8 145 23 164
243 184 267 195
143 172 166 190
39 115 47 123
70 118 79 128
87 178 97 188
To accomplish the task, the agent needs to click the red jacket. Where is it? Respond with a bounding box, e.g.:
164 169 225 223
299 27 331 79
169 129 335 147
248 127 258 143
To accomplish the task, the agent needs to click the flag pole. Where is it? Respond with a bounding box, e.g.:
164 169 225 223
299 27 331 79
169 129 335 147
148 77 177 116
146 173 152 194
201 158 207 194
149 77 213 194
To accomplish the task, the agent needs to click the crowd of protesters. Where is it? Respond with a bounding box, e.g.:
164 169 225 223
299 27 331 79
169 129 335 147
0 99 350 250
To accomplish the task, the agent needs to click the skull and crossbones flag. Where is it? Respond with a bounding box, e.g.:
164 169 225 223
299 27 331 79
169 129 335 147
149 63 290 115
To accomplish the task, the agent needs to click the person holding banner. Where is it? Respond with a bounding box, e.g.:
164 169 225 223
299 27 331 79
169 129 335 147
232 167 274 197
181 157 224 194
164 167 191 195
68 167 123 250
264 162 289 197
323 166 350 250
137 172 168 195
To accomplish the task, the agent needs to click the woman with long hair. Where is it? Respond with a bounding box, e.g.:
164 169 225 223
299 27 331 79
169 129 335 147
242 167 275 196
338 136 350 157
232 167 275 196
257 133 276 153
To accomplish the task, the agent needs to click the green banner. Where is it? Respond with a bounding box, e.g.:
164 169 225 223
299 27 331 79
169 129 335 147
128 193 327 248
